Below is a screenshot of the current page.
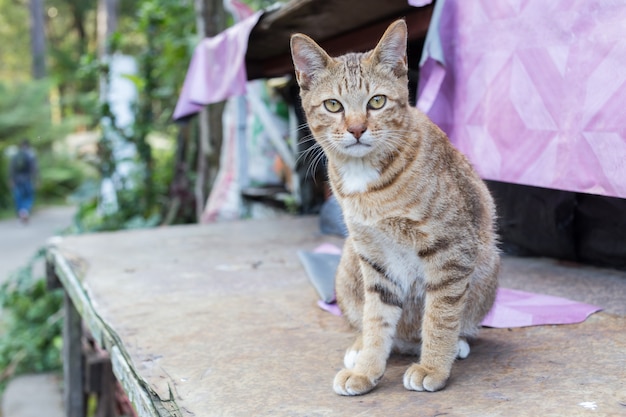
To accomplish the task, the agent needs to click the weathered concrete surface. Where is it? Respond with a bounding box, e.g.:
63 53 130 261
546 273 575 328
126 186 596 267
48 216 626 417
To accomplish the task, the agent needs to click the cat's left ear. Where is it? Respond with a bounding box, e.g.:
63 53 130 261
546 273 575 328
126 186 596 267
290 34 332 90
371 19 408 78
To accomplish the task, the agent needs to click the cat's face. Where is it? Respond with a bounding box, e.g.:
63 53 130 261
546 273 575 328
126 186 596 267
291 20 410 161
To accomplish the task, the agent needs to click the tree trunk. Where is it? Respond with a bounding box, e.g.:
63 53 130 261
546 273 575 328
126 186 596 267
193 0 227 222
97 0 118 58
29 0 46 79
68 0 89 56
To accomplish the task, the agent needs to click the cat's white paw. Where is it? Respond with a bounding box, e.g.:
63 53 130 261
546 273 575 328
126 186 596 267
403 364 449 392
343 349 360 369
456 338 470 359
334 368 378 396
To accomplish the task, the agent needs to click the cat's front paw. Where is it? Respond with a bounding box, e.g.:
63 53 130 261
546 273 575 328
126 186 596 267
403 364 449 392
333 368 378 396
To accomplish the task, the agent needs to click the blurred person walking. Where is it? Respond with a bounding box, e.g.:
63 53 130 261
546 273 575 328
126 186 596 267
9 139 38 223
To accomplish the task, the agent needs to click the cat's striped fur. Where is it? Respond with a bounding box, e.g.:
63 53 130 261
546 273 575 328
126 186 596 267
291 20 499 395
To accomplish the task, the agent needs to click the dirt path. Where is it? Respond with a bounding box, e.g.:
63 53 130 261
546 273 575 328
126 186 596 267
0 206 76 286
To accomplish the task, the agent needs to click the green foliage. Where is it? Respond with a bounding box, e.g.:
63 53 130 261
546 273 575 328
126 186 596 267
0 79 80 211
69 0 198 230
0 80 54 143
0 0 30 81
38 152 98 201
45 0 99 123
126 0 197 128
239 0 288 11
70 132 177 232
0 249 64 392
74 197 161 232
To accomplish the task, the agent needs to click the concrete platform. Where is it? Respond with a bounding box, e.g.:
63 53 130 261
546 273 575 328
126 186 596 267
46 216 626 417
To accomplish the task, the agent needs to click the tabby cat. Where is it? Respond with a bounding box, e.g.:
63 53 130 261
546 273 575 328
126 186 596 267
290 19 500 395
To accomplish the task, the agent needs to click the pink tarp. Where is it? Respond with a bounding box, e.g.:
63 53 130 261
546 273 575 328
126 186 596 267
172 11 262 120
308 244 602 328
174 1 626 198
480 288 601 328
416 0 626 198
318 288 602 328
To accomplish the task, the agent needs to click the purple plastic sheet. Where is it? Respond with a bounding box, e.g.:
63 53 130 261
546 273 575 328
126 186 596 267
173 11 262 120
481 288 602 328
320 288 602 328
415 0 626 198
408 0 433 6
312 244 602 327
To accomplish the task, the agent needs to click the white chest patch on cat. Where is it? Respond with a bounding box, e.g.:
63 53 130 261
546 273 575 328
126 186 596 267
339 159 380 194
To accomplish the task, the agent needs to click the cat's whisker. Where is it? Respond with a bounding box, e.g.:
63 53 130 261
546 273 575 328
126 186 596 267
297 152 318 176
287 122 311 135
298 136 318 146
297 139 322 165
304 146 327 183
286 124 314 146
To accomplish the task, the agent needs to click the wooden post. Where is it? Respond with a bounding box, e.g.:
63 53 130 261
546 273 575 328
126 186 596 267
46 256 86 416
63 292 85 417
193 0 226 221
85 351 116 417
46 258 62 290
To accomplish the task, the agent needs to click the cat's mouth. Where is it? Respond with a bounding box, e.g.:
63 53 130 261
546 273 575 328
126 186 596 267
342 140 374 158
346 142 371 148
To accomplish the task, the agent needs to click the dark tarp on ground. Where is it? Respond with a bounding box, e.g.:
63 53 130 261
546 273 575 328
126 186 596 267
487 181 626 271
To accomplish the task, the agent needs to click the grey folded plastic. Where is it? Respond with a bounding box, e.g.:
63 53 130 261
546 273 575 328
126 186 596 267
297 251 340 303
319 195 348 237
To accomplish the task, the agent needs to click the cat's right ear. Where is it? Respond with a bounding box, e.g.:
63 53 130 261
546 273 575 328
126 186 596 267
290 34 331 90
371 19 408 78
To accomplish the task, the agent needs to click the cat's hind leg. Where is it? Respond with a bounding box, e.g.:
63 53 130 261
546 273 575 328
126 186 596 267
457 337 470 359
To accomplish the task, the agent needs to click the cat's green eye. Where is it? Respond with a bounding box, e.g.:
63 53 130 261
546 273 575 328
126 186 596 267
323 99 343 113
368 95 387 110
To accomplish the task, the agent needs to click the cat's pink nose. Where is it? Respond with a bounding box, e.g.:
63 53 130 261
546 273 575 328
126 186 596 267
348 124 367 140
